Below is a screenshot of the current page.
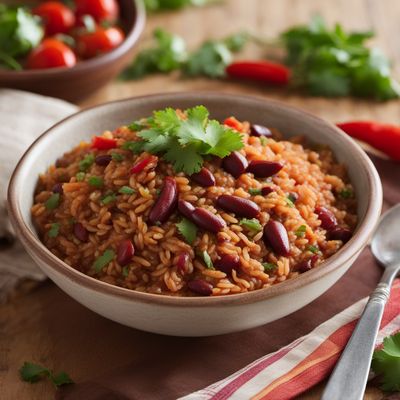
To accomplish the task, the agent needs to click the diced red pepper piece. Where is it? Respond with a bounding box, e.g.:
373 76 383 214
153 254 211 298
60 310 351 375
91 136 117 150
337 121 400 161
224 117 243 132
130 156 154 174
226 60 291 86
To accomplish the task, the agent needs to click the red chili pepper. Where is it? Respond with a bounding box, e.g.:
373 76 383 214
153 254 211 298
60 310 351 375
337 121 400 161
130 156 155 174
91 136 117 150
226 60 291 86
223 117 243 131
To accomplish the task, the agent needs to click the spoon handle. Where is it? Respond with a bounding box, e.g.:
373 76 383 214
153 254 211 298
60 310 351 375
321 271 396 400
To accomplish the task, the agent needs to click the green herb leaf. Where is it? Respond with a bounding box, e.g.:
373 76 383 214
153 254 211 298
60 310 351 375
285 196 295 208
45 193 60 210
121 141 144 154
79 153 95 172
48 223 60 238
76 172 85 181
339 188 353 199
144 0 217 12
202 250 215 270
262 262 277 272
260 137 267 146
119 186 136 195
295 224 307 238
248 188 262 195
372 332 400 391
239 218 263 232
128 121 145 131
122 266 130 277
93 249 115 272
51 371 74 387
121 28 187 79
101 193 117 205
176 217 198 245
111 152 124 162
20 362 50 383
88 176 104 188
307 245 320 254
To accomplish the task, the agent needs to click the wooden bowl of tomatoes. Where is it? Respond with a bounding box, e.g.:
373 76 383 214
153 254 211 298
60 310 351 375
0 0 145 102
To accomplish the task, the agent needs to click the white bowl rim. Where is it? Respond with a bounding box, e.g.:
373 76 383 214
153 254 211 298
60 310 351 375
7 92 383 307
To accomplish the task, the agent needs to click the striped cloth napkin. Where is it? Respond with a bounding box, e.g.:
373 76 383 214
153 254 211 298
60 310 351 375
181 279 400 400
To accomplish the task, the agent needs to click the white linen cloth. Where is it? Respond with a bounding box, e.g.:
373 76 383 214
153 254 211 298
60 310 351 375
0 89 78 301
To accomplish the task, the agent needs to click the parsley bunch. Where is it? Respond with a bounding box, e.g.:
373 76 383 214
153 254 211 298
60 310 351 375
129 106 244 175
372 332 400 391
280 16 400 100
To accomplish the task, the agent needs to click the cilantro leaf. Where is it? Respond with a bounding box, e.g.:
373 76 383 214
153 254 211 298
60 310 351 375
93 249 115 272
119 186 136 195
205 121 244 157
45 193 60 210
294 225 307 238
262 262 277 272
48 223 60 238
239 218 263 232
202 250 214 269
20 362 50 383
121 141 144 154
88 176 104 187
163 140 204 175
249 188 262 195
79 153 95 172
339 188 353 199
372 332 400 391
176 217 198 245
51 371 74 387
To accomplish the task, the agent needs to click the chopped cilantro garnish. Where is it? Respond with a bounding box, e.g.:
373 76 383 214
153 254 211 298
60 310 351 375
101 193 116 205
285 196 295 208
76 172 85 181
176 217 198 245
248 188 262 195
295 225 307 238
339 188 353 199
111 152 124 162
260 137 267 146
48 223 60 238
239 218 263 232
202 250 215 270
19 362 73 387
93 249 115 272
128 121 145 131
262 262 277 272
307 245 320 254
372 332 400 391
121 141 144 154
118 186 136 195
88 176 104 187
122 266 130 277
79 153 95 172
45 193 60 210
131 106 244 175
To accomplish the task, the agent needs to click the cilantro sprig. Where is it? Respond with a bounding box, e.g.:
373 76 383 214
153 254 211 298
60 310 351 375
130 106 244 174
372 332 400 391
19 362 73 388
176 217 198 244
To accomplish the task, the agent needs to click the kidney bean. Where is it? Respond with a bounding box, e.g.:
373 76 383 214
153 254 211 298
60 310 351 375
191 208 226 233
188 279 213 296
216 194 260 218
263 220 290 256
73 222 89 242
215 254 240 275
178 200 195 219
95 154 112 166
117 239 135 266
149 177 178 224
250 124 273 138
294 259 313 273
52 183 63 194
311 255 319 266
222 151 248 178
176 252 190 275
328 227 352 243
247 160 283 178
130 156 155 174
191 167 216 187
315 206 337 231
261 186 274 196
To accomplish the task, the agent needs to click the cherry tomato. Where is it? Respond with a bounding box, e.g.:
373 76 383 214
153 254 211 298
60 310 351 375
33 1 75 36
75 0 119 23
27 39 77 69
76 27 125 59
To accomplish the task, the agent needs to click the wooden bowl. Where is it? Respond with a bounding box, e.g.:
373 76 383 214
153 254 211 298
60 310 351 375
7 93 382 336
0 0 145 102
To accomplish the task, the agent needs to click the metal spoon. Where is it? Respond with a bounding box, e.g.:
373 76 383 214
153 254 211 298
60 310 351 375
322 204 400 400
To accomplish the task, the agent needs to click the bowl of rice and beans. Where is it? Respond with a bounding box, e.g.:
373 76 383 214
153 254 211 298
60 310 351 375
8 93 382 336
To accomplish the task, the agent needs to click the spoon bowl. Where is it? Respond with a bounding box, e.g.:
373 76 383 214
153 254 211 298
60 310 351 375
371 204 400 267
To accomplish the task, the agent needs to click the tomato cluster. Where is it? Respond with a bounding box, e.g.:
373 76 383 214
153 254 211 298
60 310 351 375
27 0 124 69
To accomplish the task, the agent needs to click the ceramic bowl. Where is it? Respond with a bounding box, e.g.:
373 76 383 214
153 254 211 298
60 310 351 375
0 0 145 102
7 93 382 336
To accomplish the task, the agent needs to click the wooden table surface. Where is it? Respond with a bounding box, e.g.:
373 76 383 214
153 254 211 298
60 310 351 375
2 0 400 398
